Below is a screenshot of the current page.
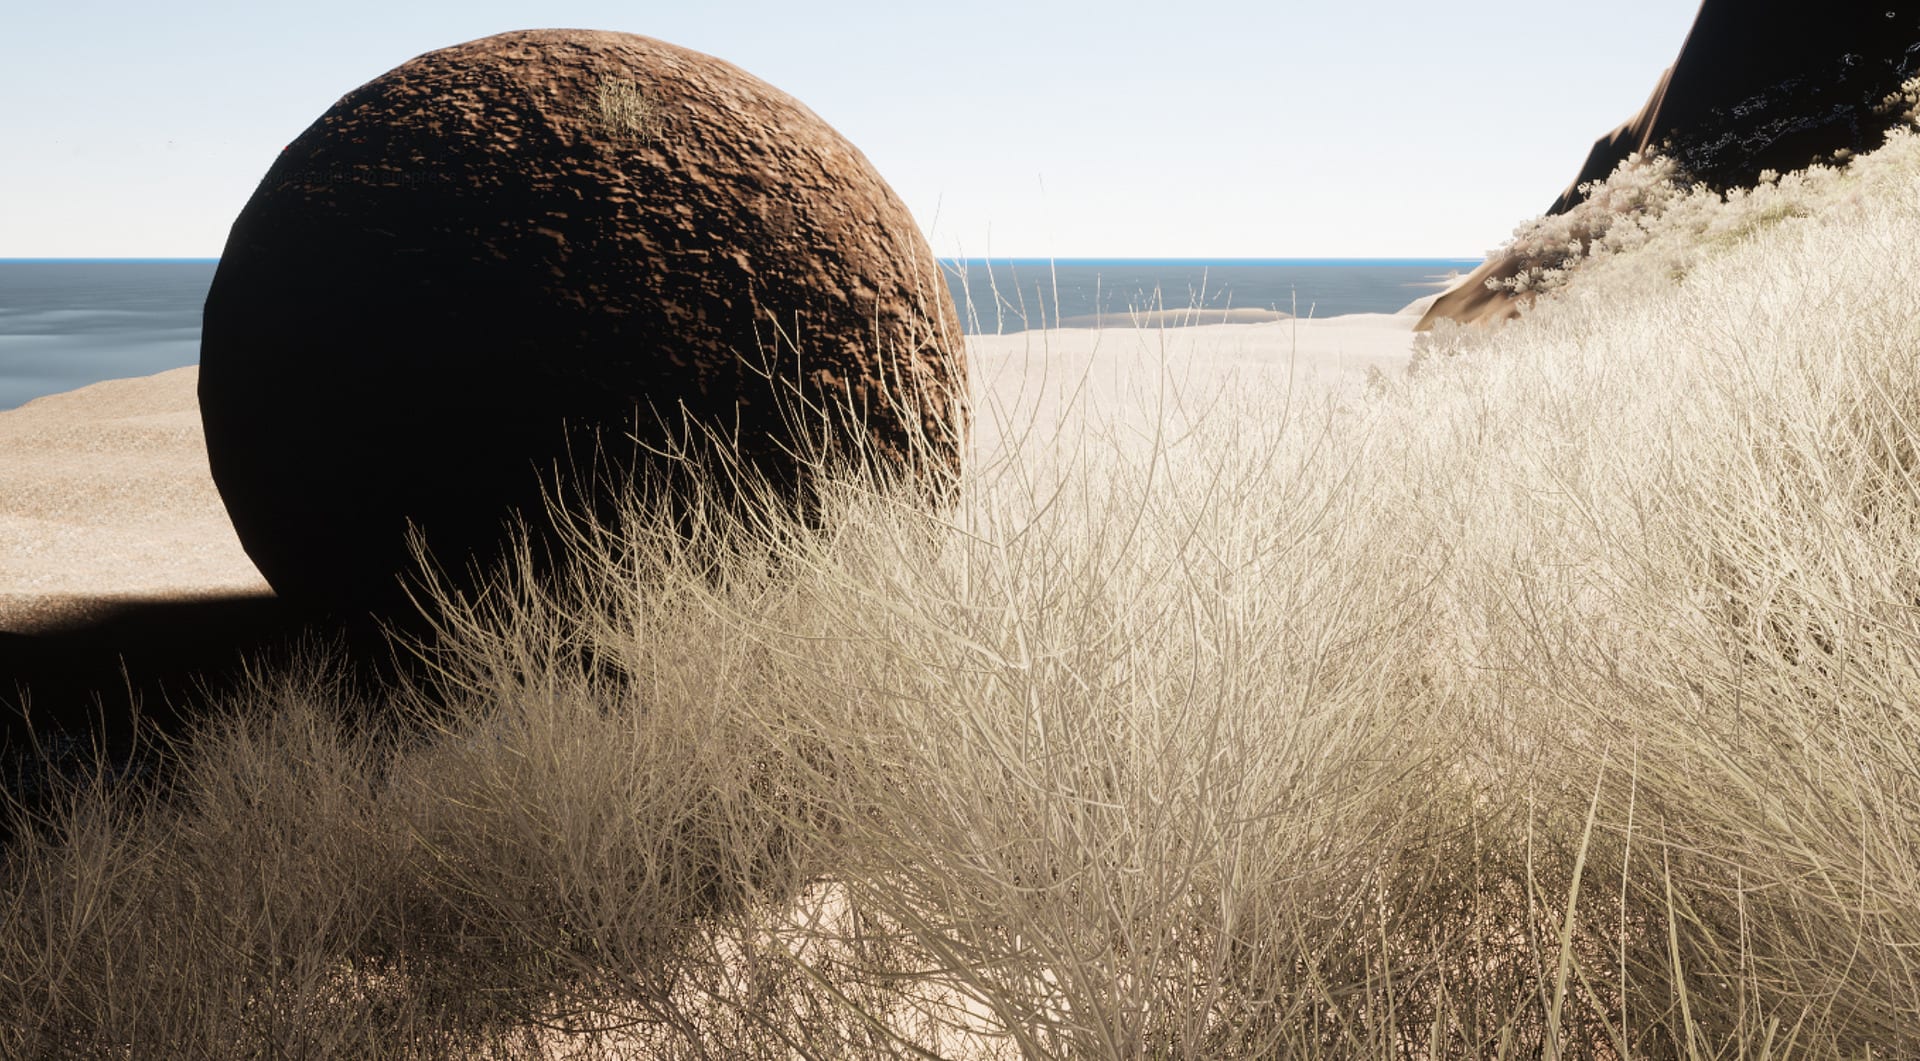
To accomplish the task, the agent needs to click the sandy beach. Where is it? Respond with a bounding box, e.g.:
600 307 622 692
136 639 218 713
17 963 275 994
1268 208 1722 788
0 366 271 633
0 306 1427 634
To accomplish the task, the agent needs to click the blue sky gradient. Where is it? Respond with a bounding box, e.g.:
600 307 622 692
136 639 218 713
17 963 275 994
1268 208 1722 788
1 1 1703 259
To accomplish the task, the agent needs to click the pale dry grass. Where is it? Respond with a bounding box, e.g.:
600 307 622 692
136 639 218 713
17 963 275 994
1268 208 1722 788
6 126 1920 1057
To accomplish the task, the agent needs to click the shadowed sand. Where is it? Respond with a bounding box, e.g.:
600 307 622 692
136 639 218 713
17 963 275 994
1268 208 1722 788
1 368 341 788
0 308 1424 786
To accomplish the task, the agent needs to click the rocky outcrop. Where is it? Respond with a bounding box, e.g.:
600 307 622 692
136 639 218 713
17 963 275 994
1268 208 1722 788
200 29 967 618
1551 4 1920 214
1419 2 1920 331
1410 258 1528 332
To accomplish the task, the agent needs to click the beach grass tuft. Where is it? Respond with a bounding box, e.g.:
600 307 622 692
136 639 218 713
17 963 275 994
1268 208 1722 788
6 116 1920 1057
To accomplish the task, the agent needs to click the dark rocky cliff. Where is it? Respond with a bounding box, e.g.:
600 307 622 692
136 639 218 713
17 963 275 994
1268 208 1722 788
1420 1 1920 330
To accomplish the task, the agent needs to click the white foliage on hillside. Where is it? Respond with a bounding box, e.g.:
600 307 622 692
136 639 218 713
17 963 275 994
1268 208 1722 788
1414 84 1920 369
1500 75 1920 302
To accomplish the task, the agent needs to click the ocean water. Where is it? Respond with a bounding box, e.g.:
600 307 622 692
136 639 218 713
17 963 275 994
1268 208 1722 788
0 261 217 412
0 258 1475 412
946 258 1475 332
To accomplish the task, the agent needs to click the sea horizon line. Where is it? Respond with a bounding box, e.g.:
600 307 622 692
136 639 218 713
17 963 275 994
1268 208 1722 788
2 256 1484 267
941 257 1481 266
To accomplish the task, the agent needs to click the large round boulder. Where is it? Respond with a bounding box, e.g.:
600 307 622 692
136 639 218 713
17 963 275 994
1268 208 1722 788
200 29 966 618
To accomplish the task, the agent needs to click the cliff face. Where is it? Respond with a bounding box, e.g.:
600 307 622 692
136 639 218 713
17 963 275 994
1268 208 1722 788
1552 2 1920 214
1419 1 1920 331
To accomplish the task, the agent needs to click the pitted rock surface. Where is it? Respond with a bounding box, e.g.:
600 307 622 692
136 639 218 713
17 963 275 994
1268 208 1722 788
1421 3 1920 331
200 29 966 616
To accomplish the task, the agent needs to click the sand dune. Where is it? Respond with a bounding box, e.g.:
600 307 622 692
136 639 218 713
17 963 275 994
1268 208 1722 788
966 310 1420 458
1048 306 1290 329
0 311 1421 631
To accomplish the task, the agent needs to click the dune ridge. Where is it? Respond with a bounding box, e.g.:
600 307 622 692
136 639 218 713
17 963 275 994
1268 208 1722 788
0 311 1425 633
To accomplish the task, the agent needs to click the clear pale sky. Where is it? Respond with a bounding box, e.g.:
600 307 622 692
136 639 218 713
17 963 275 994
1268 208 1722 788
0 0 1703 260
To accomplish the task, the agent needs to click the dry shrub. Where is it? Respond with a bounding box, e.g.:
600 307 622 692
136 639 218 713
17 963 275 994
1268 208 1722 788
6 109 1920 1057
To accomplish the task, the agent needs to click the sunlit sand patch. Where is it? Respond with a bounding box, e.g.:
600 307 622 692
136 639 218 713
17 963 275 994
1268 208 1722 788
0 313 1418 631
0 366 268 631
963 311 1420 465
